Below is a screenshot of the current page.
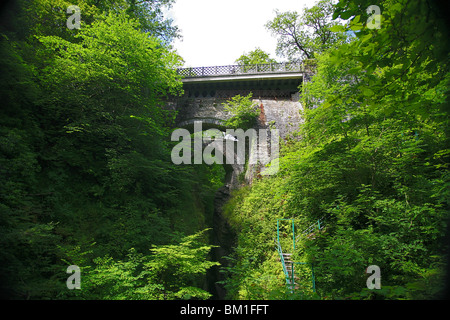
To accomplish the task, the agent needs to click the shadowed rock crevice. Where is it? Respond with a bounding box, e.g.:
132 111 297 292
207 185 235 299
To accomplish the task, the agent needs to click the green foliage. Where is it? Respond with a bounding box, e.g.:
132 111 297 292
0 0 223 299
74 230 219 300
1 0 448 301
14 0 179 44
223 93 261 130
235 47 277 65
221 0 449 300
265 0 347 60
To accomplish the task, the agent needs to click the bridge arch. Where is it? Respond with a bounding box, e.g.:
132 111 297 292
177 118 227 131
172 119 246 190
167 62 306 186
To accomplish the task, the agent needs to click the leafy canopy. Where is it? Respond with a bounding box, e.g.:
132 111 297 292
221 0 449 300
223 93 261 131
265 0 347 60
235 47 277 65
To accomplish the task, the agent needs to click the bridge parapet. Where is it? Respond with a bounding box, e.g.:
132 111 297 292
177 62 304 79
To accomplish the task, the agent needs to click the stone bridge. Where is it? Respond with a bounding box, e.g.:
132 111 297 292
167 62 308 187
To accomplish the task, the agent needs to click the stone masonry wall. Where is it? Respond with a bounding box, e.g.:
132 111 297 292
168 93 303 186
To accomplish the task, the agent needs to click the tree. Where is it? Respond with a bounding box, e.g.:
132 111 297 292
122 0 180 44
79 230 219 300
0 1 222 299
296 0 449 298
13 0 179 45
223 93 261 130
235 47 277 65
265 0 346 60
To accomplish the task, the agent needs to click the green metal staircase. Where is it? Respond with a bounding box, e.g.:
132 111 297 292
275 218 325 293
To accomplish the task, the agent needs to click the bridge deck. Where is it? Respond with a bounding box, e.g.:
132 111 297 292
177 62 305 83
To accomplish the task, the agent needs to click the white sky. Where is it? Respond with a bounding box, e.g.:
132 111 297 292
164 0 318 67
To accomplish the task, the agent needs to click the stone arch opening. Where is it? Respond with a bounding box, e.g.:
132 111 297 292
174 119 245 189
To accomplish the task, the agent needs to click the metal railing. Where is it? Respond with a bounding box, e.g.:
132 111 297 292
177 62 304 78
296 216 326 243
276 219 296 292
275 240 296 292
275 219 316 294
